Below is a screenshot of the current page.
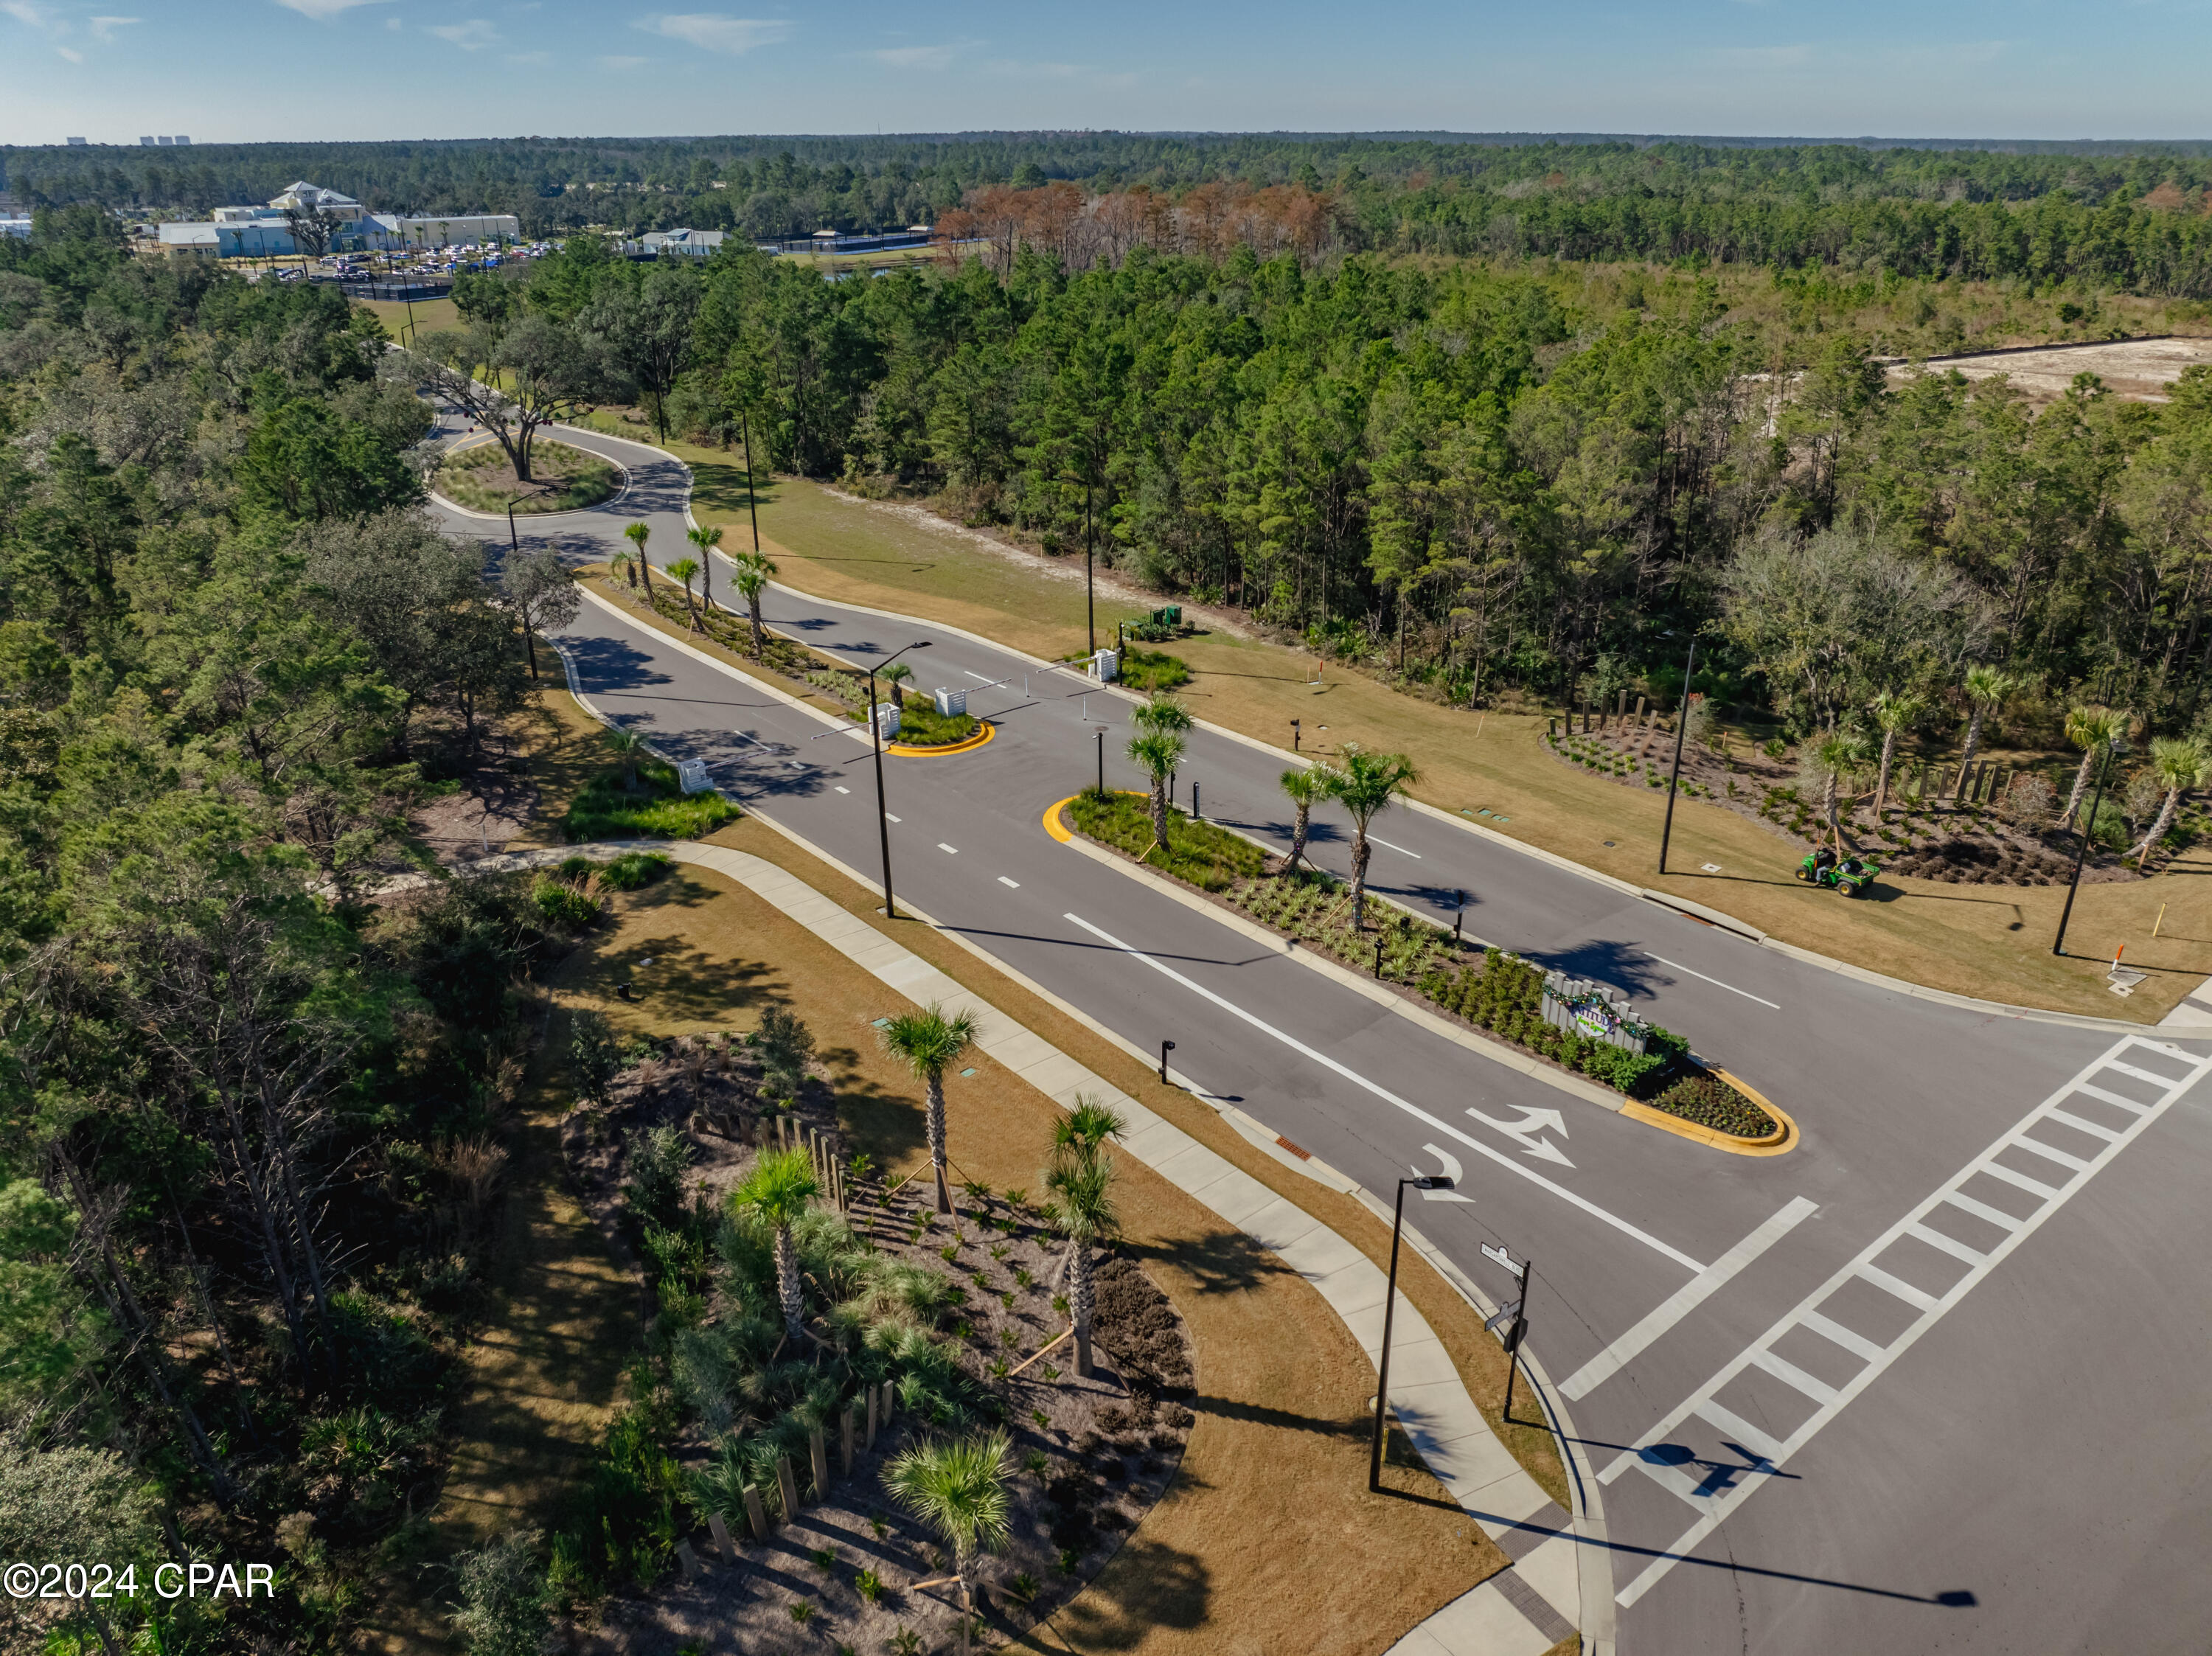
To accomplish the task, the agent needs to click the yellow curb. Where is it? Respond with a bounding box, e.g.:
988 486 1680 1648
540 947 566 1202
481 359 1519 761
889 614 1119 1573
886 719 995 758
1045 794 1076 843
1621 1068 1797 1157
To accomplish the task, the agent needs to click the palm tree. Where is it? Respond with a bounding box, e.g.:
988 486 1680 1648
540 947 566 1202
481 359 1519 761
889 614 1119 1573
1952 665 2017 802
879 660 914 710
1279 764 1329 876
2060 705 2132 829
730 1147 819 1340
1127 729 1186 855
623 520 653 601
605 728 645 793
686 523 723 612
667 556 703 630
1868 689 1925 815
1043 1099 1123 1377
1325 744 1418 930
877 1003 978 1214
884 1431 1013 1641
1131 692 1192 738
1803 728 1872 851
732 548 778 655
2129 736 2207 868
611 548 639 592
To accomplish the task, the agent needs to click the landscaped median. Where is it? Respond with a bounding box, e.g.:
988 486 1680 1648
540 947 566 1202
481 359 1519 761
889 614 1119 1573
1059 790 1788 1150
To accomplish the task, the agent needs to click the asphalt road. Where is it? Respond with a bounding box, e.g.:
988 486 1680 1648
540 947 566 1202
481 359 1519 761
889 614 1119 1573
431 412 2212 1656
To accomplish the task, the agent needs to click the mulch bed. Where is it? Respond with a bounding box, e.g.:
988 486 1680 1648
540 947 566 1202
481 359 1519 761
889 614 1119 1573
560 1043 1195 1655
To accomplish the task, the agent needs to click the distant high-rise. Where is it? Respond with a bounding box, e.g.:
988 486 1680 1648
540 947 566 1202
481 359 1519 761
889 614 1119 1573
66 136 88 147
173 136 190 146
156 136 173 147
141 136 157 147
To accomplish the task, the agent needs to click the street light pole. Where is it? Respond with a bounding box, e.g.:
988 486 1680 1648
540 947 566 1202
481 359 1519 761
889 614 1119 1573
1368 1174 1454 1491
742 408 762 554
1658 633 1698 877
2053 742 2118 957
867 641 932 921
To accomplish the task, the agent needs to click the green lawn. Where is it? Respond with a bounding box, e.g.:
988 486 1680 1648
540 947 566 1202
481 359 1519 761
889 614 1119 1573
560 755 737 842
437 438 619 515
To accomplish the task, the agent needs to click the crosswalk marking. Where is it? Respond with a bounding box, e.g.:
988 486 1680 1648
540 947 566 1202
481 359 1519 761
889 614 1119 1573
2073 1080 2154 1113
1603 1034 2212 1611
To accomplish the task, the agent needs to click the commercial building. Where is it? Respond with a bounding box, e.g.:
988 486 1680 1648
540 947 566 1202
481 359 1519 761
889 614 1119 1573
626 227 726 257
156 181 521 259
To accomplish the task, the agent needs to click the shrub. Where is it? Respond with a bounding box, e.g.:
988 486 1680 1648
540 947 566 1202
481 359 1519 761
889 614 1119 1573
1118 648 1190 692
449 1529 551 1656
1650 1071 1775 1137
530 874 602 929
561 758 737 843
1068 790 1267 891
598 849 672 890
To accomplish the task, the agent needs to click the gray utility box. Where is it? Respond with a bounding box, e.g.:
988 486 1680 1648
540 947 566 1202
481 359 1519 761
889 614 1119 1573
931 686 967 717
676 758 712 795
1093 649 1119 683
874 704 901 740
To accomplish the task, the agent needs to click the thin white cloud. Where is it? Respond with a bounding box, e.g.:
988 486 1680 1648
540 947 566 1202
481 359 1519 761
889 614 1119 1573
88 15 138 41
869 41 963 69
983 57 1076 78
597 52 645 67
55 41 79 58
505 46 548 63
273 0 388 18
0 0 52 24
427 15 496 46
638 13 789 53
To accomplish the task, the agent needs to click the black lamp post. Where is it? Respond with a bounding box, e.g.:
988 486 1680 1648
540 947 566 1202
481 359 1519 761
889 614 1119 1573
2053 741 2118 957
1658 632 1698 877
506 481 552 554
1369 1173 1455 1491
868 641 931 920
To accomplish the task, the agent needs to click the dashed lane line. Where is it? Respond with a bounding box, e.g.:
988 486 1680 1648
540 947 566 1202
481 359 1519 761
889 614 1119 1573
998 876 1020 888
939 843 960 855
1063 910 1707 1272
1642 950 1781 1010
1369 835 1422 859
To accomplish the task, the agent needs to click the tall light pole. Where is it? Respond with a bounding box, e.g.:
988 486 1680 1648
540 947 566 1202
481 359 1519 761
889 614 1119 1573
1658 632 1698 877
868 641 932 920
742 408 762 554
1368 1173 1455 1491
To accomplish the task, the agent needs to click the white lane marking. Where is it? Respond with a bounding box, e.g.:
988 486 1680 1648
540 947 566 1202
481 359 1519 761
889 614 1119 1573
1464 1103 1574 1166
1562 1196 1818 1399
835 786 851 794
998 876 1020 888
1641 950 1781 1010
1063 911 1705 1272
1605 1034 2212 1610
964 670 992 681
939 842 959 855
1368 835 1422 858
884 813 901 823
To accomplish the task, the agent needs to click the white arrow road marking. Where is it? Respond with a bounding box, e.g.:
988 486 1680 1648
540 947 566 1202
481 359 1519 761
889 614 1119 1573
1063 911 1704 1271
1467 1103 1576 1167
1419 1145 1475 1202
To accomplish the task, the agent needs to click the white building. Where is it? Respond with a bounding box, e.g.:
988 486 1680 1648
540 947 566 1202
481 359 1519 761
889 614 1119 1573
158 181 520 258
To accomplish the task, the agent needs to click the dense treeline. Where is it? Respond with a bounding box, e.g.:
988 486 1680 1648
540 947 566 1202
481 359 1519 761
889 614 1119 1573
435 233 2212 743
0 208 591 1650
21 131 2212 291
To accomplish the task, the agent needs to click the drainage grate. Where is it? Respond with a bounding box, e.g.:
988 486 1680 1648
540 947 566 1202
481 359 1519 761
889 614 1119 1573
1275 1135 1312 1161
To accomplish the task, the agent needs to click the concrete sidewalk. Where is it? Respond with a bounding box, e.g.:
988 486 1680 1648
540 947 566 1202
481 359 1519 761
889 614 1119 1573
653 838 1587 1656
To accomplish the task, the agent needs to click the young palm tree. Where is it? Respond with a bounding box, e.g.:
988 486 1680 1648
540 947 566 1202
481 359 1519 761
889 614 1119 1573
1868 689 1925 815
1279 764 1329 876
623 520 653 600
1054 1095 1127 1155
605 728 645 793
1043 1111 1122 1378
730 1147 819 1340
1127 728 1186 855
878 660 914 711
667 556 703 630
611 548 639 592
2060 705 2132 828
1325 744 1418 930
2129 736 2207 868
1131 692 1193 738
1952 665 2017 802
878 1003 978 1214
884 1431 1014 1639
686 523 724 612
732 548 779 655
1803 729 1872 850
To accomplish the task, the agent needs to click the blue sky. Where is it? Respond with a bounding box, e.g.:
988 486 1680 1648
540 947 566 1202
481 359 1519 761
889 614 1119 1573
3 0 2207 147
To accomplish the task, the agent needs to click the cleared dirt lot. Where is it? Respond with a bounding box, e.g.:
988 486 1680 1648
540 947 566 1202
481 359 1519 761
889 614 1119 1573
1892 335 2212 403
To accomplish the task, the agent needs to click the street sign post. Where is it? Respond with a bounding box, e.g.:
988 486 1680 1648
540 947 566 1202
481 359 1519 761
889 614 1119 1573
1483 1246 1534 1421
